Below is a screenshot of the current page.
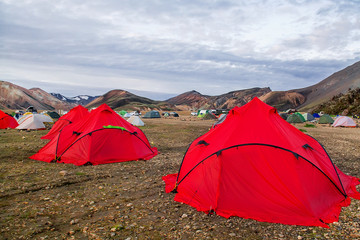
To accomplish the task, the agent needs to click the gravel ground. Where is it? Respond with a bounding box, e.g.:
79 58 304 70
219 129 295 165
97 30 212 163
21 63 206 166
0 117 359 239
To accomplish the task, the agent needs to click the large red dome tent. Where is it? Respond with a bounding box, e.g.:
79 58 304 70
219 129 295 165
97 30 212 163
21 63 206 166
163 97 360 228
41 105 89 140
0 110 18 129
31 104 158 165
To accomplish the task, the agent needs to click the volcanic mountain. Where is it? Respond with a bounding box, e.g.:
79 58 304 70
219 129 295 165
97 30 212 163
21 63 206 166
166 87 271 110
0 81 75 110
85 89 174 111
51 93 98 106
260 61 360 111
2 60 359 112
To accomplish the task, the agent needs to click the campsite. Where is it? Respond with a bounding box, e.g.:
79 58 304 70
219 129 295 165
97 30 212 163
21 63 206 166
0 111 359 239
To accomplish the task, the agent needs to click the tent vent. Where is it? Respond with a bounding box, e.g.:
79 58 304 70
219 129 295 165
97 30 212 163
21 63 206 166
73 131 82 136
302 144 313 150
197 140 209 146
216 151 222 157
293 153 299 159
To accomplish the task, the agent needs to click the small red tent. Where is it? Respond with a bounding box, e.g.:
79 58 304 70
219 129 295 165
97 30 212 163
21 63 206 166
163 97 360 227
0 110 19 129
31 104 158 165
41 105 89 140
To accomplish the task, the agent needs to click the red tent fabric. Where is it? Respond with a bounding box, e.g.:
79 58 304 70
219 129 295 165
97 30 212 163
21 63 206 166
0 110 19 129
31 104 158 165
41 105 89 140
163 97 360 227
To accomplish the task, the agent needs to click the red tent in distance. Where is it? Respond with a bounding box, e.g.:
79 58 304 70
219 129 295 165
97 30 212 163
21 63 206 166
41 105 89 140
0 110 19 129
163 97 360 228
31 104 158 165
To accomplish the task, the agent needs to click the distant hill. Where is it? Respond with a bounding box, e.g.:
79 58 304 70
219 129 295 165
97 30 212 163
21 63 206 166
0 81 75 110
260 61 360 111
312 88 360 115
51 93 98 106
2 60 359 112
166 90 211 110
296 61 360 111
259 91 306 111
85 89 175 111
166 87 271 110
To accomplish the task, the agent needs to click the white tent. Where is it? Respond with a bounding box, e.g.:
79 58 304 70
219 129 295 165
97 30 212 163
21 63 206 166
37 114 54 123
123 113 132 118
332 116 356 127
127 116 145 126
16 114 53 130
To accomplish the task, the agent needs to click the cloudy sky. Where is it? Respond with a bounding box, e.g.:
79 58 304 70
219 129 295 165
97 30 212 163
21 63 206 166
1 0 359 99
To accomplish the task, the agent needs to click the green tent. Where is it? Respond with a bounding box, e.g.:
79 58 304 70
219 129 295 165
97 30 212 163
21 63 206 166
119 110 127 116
318 114 334 124
294 112 306 122
202 113 217 120
143 110 161 118
286 114 304 123
197 110 208 118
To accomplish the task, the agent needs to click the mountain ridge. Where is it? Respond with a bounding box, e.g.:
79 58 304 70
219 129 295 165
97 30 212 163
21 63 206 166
51 93 99 106
0 81 76 110
1 60 359 111
85 89 175 111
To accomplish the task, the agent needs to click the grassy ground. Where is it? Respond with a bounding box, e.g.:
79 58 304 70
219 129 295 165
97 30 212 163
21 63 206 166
0 117 359 239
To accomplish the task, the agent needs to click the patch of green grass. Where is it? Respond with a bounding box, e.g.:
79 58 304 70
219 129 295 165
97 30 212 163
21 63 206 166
304 124 316 128
299 129 307 132
75 172 86 176
112 224 125 231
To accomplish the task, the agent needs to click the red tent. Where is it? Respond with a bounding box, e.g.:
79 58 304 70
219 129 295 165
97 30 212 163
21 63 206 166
41 105 89 140
31 104 158 165
0 110 19 129
163 97 360 227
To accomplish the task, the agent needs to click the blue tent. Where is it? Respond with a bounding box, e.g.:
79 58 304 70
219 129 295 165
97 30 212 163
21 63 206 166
313 113 320 118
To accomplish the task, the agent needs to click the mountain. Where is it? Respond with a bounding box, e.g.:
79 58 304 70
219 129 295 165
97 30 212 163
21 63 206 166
166 87 271 110
2 60 359 112
312 88 360 115
0 81 75 110
166 90 211 110
85 89 174 111
260 61 360 111
51 93 98 106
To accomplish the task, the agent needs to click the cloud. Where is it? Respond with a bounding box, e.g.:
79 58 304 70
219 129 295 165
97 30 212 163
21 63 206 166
0 0 359 99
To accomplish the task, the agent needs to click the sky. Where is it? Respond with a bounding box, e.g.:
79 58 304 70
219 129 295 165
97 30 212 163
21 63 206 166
1 0 360 100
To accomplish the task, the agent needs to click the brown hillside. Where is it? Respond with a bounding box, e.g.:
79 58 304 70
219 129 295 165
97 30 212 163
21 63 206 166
258 61 360 111
260 91 306 110
212 87 271 109
29 88 76 110
166 87 271 110
313 88 360 115
86 89 175 111
166 90 211 110
0 81 74 110
296 61 360 111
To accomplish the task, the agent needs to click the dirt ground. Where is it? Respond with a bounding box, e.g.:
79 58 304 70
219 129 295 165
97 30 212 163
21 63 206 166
0 116 359 240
